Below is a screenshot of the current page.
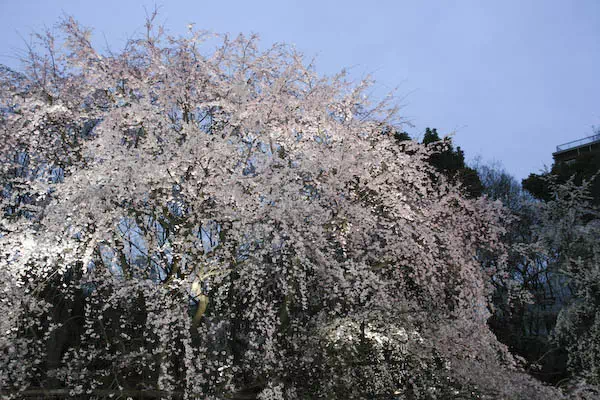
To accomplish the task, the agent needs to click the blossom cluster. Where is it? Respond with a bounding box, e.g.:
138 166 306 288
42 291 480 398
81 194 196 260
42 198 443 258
0 14 565 399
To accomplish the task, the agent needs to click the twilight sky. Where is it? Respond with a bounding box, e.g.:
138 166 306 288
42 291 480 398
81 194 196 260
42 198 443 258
1 0 599 180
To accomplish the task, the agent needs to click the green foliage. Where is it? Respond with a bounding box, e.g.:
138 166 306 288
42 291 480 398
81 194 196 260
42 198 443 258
422 127 441 145
421 128 483 198
522 172 553 202
394 130 412 143
523 132 600 205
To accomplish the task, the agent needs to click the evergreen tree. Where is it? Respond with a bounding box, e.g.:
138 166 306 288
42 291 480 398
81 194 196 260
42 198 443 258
421 127 483 198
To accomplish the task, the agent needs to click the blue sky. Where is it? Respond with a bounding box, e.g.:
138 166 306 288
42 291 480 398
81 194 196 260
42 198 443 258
1 0 599 180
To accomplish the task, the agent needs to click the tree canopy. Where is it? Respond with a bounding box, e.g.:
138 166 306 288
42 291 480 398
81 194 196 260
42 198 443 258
0 15 574 400
412 127 483 198
522 129 600 205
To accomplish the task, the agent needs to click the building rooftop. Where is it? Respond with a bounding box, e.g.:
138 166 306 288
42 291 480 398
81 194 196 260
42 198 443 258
554 133 600 154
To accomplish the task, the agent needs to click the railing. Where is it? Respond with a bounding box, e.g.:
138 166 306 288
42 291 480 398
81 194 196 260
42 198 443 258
556 133 600 152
